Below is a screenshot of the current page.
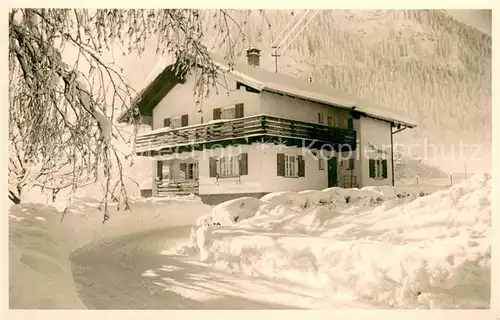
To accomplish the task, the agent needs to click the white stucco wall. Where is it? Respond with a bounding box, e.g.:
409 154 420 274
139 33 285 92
149 143 343 195
258 145 331 193
147 119 394 193
198 145 264 194
358 116 393 187
151 73 261 129
259 91 350 128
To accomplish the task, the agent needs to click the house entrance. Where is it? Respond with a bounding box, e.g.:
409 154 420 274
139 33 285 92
327 157 338 188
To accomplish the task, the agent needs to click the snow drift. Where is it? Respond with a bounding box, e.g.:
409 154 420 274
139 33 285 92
9 204 86 309
183 174 491 309
9 194 212 309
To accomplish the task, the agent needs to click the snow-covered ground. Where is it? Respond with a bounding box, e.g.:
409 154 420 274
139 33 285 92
9 195 211 309
8 174 491 310
180 174 492 309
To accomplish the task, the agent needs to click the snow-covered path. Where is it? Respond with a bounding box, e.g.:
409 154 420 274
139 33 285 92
70 225 377 309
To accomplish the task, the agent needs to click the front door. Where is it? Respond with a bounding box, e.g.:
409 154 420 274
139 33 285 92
157 161 163 180
327 157 338 188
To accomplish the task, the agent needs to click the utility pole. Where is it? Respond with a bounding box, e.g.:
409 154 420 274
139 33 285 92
271 45 280 73
269 10 320 75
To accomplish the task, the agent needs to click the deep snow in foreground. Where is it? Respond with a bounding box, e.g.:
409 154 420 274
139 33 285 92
9 195 211 309
9 175 491 309
178 175 491 309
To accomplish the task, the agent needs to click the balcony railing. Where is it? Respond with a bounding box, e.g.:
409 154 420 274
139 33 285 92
136 114 357 155
156 179 199 195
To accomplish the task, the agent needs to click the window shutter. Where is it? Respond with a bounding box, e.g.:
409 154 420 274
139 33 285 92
369 159 376 178
163 118 171 127
181 114 189 127
209 157 217 177
347 118 354 130
239 153 248 175
277 153 285 176
298 155 305 177
382 159 388 179
213 108 221 120
348 158 355 170
157 161 163 180
235 103 244 118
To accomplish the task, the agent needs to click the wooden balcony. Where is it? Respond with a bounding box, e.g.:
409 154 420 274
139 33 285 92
136 114 357 156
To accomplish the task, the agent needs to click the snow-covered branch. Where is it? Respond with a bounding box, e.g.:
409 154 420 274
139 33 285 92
9 9 259 222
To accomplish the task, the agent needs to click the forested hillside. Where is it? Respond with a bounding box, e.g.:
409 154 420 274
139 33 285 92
203 10 491 167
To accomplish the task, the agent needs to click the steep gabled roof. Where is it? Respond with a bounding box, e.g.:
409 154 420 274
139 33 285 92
119 54 416 128
117 64 185 123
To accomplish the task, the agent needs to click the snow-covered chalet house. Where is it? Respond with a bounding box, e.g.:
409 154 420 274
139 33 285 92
118 48 416 204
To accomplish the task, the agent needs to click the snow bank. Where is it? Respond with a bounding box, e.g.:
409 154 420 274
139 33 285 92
9 205 86 309
9 195 211 309
211 197 276 225
182 174 491 309
262 184 444 209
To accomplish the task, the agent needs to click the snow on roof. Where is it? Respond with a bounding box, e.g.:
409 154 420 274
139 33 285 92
212 56 416 128
137 126 172 137
137 56 172 93
121 53 416 128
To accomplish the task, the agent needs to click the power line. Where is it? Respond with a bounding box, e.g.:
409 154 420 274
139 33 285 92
273 10 312 51
271 10 311 73
280 10 321 53
271 10 320 73
271 10 307 48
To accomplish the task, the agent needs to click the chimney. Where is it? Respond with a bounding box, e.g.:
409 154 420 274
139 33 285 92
246 47 261 67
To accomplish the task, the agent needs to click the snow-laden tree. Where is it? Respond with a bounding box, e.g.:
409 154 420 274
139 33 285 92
9 9 269 222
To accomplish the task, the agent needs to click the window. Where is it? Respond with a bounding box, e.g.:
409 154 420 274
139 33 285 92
318 158 325 170
285 155 296 177
168 114 188 128
327 115 334 127
369 159 388 179
208 153 249 178
277 153 305 177
219 155 240 177
187 163 198 180
213 104 244 120
318 112 325 124
222 106 236 120
171 116 182 129
179 162 198 180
